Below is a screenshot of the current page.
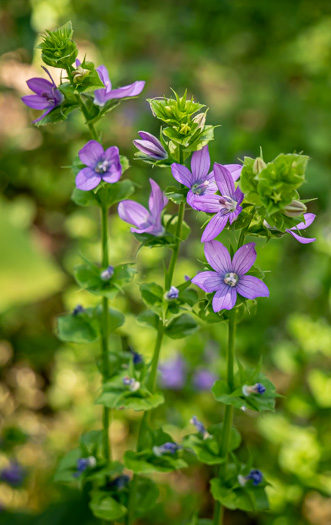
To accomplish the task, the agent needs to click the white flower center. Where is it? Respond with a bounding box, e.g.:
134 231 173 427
219 195 237 212
95 160 110 173
191 180 209 195
224 272 238 287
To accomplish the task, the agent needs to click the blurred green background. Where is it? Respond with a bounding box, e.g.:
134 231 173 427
0 0 330 524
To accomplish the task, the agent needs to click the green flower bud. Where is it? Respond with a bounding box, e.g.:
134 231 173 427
192 112 206 130
179 122 191 135
282 200 307 218
37 21 78 69
253 157 267 175
72 66 90 83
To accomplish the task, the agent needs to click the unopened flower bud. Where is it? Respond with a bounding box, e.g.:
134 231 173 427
192 112 206 130
253 157 267 175
153 442 180 457
282 200 307 218
242 383 266 396
165 286 179 300
123 376 140 392
72 66 90 83
73 304 84 316
100 265 114 281
238 469 263 486
190 416 211 439
179 123 191 135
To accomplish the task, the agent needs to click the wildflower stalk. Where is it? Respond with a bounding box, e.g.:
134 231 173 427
126 149 186 525
213 308 236 525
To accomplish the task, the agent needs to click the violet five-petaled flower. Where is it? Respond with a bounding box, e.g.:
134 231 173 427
171 145 242 214
134 131 168 160
21 67 63 123
94 64 145 106
192 241 269 312
118 179 168 236
75 140 122 191
192 163 244 242
286 213 316 244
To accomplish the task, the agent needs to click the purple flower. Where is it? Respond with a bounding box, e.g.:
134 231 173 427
242 383 266 396
118 179 168 236
21 67 63 123
190 416 211 439
153 442 180 456
94 65 145 106
129 347 144 365
0 462 25 487
74 456 96 478
238 469 263 487
72 304 84 316
171 146 242 213
192 163 244 242
165 286 179 300
192 241 269 312
286 213 316 244
134 131 168 160
75 140 122 191
193 369 217 390
159 355 186 390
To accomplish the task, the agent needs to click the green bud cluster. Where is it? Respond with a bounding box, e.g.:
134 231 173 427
37 21 78 69
148 91 214 161
240 152 309 230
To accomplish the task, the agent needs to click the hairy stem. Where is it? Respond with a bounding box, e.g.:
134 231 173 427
213 308 236 525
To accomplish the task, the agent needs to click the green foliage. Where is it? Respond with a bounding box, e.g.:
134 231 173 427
183 424 241 465
71 175 133 208
37 21 78 69
57 306 124 343
210 476 269 512
89 490 127 521
165 313 198 339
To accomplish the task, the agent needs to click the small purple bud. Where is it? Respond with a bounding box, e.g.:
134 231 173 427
100 265 114 281
242 383 266 396
123 376 140 392
165 286 179 300
108 474 130 490
73 304 84 316
134 131 168 160
129 347 144 365
184 275 191 282
153 442 181 456
238 469 263 486
74 456 96 478
190 416 211 439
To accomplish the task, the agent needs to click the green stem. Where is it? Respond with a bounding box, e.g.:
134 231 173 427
165 200 185 289
101 204 111 463
213 309 236 525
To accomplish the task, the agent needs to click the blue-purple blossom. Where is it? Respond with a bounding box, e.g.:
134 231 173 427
100 265 114 281
123 376 140 392
134 131 168 160
22 67 63 123
193 369 217 391
192 163 244 242
159 355 186 390
286 213 316 244
190 416 211 439
153 442 181 456
118 179 168 236
242 383 266 396
76 140 122 191
129 347 144 365
166 286 179 300
238 469 263 487
171 146 242 213
74 456 96 478
0 462 25 487
94 65 145 106
73 304 84 316
192 241 269 312
108 475 130 490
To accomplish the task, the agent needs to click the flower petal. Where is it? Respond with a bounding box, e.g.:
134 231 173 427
191 145 210 183
148 179 168 218
236 275 269 299
96 65 112 90
171 163 193 188
234 186 244 205
228 206 241 225
290 213 316 231
192 271 223 292
286 230 316 244
201 213 228 242
189 193 221 213
118 200 150 228
106 81 145 100
79 140 104 167
138 131 164 148
26 77 53 95
212 283 237 312
134 139 166 159
232 242 257 275
204 241 232 275
75 168 101 191
214 163 235 197
21 95 49 110
224 164 242 182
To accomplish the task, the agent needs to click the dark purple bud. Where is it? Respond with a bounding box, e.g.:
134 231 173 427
153 442 181 456
73 305 85 316
190 416 211 439
100 265 114 281
0 462 25 487
165 286 179 300
242 383 266 396
129 347 144 365
108 474 130 490
239 469 263 486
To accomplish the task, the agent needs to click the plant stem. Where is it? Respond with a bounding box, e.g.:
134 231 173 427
213 308 236 525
